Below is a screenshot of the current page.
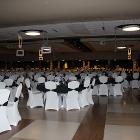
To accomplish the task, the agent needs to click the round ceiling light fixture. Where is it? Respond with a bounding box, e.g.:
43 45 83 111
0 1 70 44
25 30 41 36
122 25 140 32
117 24 140 32
117 46 126 49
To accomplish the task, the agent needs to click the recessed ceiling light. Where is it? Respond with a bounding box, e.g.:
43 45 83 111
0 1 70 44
122 25 140 32
117 46 126 49
25 30 41 36
41 47 51 54
43 48 51 51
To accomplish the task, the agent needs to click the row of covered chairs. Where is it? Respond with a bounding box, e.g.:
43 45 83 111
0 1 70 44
25 74 125 110
91 75 124 96
0 83 22 133
25 78 94 111
0 76 24 99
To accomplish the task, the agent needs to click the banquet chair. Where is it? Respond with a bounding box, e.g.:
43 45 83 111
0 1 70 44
91 76 99 95
9 75 18 81
54 76 61 85
0 89 11 133
79 78 90 108
45 81 59 111
30 78 37 89
4 78 14 87
7 83 22 126
16 76 24 86
89 78 96 95
121 72 129 89
4 78 14 102
66 81 80 111
34 74 41 82
112 72 118 79
0 75 4 81
28 72 34 80
98 76 108 96
0 82 6 89
68 76 77 81
131 73 139 89
88 73 94 78
64 74 69 81
55 76 61 83
47 75 55 81
92 85 99 95
37 76 45 84
25 78 44 108
113 76 123 96
37 77 46 92
16 76 24 98
87 78 95 105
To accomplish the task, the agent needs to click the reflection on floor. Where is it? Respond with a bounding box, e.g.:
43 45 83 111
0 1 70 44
10 120 80 140
0 88 140 140
104 125 140 140
104 89 140 140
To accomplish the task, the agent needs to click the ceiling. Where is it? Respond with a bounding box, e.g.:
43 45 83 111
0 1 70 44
0 0 140 54
0 0 140 27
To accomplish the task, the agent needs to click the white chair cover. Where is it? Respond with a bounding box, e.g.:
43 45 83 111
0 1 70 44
7 84 22 126
88 78 95 104
79 79 91 108
66 90 80 111
114 84 123 96
66 81 80 111
37 77 45 84
98 84 108 96
4 79 14 102
121 72 127 79
112 73 118 78
0 89 11 133
98 76 108 96
45 81 57 90
131 73 139 89
99 76 108 84
55 76 61 82
122 79 129 89
47 75 55 81
115 76 123 83
68 76 77 81
68 81 80 89
4 78 13 87
34 74 41 81
16 76 24 85
25 79 44 108
133 73 139 79
113 76 123 96
0 75 4 81
92 85 99 95
0 82 6 89
45 81 59 111
83 78 91 88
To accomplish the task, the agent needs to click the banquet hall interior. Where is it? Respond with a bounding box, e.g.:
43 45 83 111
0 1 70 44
0 0 140 140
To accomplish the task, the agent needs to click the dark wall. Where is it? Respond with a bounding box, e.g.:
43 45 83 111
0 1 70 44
0 51 138 62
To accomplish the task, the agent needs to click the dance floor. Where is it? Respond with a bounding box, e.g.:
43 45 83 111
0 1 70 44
0 89 140 140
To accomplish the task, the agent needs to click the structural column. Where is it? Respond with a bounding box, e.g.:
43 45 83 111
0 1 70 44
64 62 68 69
87 61 90 68
133 59 138 71
57 61 60 69
83 61 86 68
50 60 53 70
